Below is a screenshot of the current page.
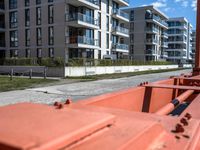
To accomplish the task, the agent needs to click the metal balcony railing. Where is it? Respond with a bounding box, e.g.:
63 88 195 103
112 43 129 50
146 15 168 27
146 27 159 33
67 13 99 26
68 36 99 46
113 9 129 20
113 26 129 34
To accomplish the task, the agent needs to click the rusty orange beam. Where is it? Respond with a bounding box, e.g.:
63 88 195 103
155 90 194 115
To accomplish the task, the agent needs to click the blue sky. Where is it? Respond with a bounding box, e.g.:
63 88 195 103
129 0 197 28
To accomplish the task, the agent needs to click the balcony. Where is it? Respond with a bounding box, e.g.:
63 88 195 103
112 26 129 37
161 52 168 58
146 15 168 29
167 39 187 44
146 49 157 55
161 42 168 48
112 9 129 22
112 44 129 52
146 28 158 34
145 39 158 45
112 0 129 7
66 0 99 10
168 31 187 36
67 13 99 29
161 32 168 38
67 36 99 49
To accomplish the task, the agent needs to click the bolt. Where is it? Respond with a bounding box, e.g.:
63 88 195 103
140 83 143 86
145 81 148 84
57 103 63 109
65 99 72 105
185 113 192 120
54 101 59 106
175 124 185 133
180 118 188 126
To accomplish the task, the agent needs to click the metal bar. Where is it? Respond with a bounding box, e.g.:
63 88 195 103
155 90 194 115
143 84 200 91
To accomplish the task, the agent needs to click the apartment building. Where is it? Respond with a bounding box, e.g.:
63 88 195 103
125 6 168 61
0 0 130 62
191 30 196 61
166 17 193 63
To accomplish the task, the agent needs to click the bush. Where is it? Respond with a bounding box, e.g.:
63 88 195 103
0 57 64 67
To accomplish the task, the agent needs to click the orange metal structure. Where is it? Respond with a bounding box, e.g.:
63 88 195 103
0 1 200 150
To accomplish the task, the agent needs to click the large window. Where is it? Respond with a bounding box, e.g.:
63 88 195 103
10 11 18 28
25 9 30 27
36 28 42 46
36 0 41 5
10 30 18 47
36 7 41 25
49 48 54 58
48 5 54 24
9 0 17 9
25 29 30 46
48 26 54 45
25 49 31 58
25 0 30 7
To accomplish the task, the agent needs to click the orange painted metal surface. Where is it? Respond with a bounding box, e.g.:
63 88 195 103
0 0 200 149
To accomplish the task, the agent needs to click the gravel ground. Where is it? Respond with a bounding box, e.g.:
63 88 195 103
0 69 191 106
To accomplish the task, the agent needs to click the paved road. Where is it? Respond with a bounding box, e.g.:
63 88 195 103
0 69 191 106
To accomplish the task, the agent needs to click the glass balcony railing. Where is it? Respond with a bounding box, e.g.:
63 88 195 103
112 43 129 50
146 39 158 43
113 26 129 34
146 15 168 27
146 49 156 55
146 27 159 33
113 9 129 20
162 32 168 36
168 31 187 35
68 13 99 26
85 0 99 5
68 36 99 46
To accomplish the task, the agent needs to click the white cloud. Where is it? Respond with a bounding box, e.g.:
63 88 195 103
191 0 197 11
151 0 167 8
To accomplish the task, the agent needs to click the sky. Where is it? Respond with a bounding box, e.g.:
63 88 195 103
129 0 197 29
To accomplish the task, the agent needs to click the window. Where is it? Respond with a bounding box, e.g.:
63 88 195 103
48 26 54 45
48 0 53 2
130 34 134 43
25 9 30 26
36 0 41 5
36 7 41 25
25 0 30 7
36 28 42 46
98 12 101 29
130 10 134 21
106 0 109 13
10 49 18 58
49 48 54 58
37 48 42 58
10 11 18 28
25 49 31 58
9 0 17 9
25 29 30 46
106 33 109 49
98 50 101 59
48 5 54 24
106 16 109 31
10 30 18 47
98 31 101 48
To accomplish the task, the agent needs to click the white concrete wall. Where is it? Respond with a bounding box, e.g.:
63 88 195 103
65 65 179 77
